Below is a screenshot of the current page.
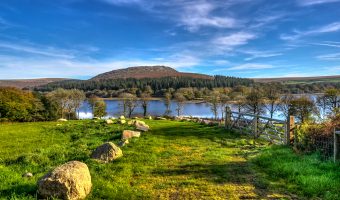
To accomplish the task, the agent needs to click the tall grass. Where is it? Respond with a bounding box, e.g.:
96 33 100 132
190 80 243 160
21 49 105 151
251 145 340 200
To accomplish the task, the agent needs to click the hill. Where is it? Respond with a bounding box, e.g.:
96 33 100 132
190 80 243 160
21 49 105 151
0 78 69 89
91 66 213 80
253 75 340 84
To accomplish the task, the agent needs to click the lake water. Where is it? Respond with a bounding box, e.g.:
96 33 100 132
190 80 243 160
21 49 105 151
78 99 285 120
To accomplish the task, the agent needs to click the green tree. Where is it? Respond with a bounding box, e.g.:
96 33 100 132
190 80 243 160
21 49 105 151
244 88 264 115
93 100 107 118
0 87 44 122
290 96 318 123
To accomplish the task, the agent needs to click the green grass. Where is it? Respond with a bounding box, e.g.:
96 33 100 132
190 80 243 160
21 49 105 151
250 146 340 200
0 119 339 199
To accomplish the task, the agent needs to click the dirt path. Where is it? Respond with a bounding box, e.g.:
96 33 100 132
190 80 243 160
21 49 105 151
139 121 295 199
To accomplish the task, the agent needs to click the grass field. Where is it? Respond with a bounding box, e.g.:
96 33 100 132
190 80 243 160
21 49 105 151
0 119 339 199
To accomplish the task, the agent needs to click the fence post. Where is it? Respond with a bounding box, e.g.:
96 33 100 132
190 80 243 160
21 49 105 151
334 128 340 163
253 115 258 138
286 116 295 145
225 106 231 129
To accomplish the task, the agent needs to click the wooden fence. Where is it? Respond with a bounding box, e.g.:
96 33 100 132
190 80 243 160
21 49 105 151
224 107 294 145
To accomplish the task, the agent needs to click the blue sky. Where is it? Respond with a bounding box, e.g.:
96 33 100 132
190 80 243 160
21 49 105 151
0 0 340 79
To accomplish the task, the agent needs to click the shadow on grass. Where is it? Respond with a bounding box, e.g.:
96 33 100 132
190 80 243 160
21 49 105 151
151 161 278 199
149 121 246 140
152 161 252 184
0 183 36 199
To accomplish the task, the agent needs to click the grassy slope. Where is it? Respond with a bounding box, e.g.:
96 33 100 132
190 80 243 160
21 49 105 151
0 120 339 199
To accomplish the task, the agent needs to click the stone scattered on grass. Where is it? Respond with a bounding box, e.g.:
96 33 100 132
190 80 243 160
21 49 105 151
106 119 114 124
38 161 92 200
155 117 166 120
91 142 123 162
130 120 150 132
118 139 129 147
57 118 67 122
119 119 126 124
122 130 141 140
22 172 33 178
119 116 125 120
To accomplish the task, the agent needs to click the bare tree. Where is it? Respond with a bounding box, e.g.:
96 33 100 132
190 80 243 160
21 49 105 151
219 93 230 120
47 88 70 119
69 89 86 119
119 93 138 118
174 92 186 117
164 91 172 115
279 94 294 119
317 89 340 116
244 88 264 115
206 90 221 120
140 86 153 117
264 87 280 119
48 88 85 119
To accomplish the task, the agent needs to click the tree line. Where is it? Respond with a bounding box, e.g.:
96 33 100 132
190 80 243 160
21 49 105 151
0 87 85 122
35 76 254 96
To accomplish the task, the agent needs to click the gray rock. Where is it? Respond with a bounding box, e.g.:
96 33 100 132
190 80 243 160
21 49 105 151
38 161 92 200
91 142 123 162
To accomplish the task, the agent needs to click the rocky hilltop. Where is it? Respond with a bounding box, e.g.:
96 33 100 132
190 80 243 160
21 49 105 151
91 66 213 80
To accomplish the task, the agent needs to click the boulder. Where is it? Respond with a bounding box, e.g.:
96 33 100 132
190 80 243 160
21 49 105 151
22 172 33 178
57 118 67 122
119 116 125 120
91 142 123 162
136 124 149 132
38 161 92 200
122 130 141 140
106 119 114 124
155 117 166 120
119 119 126 124
134 120 149 131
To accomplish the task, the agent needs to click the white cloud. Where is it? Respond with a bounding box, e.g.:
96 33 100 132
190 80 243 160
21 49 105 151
213 32 257 50
0 41 76 59
281 22 340 41
0 53 201 79
241 50 283 61
316 52 340 60
297 0 340 6
178 1 238 32
100 0 239 32
311 41 340 48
